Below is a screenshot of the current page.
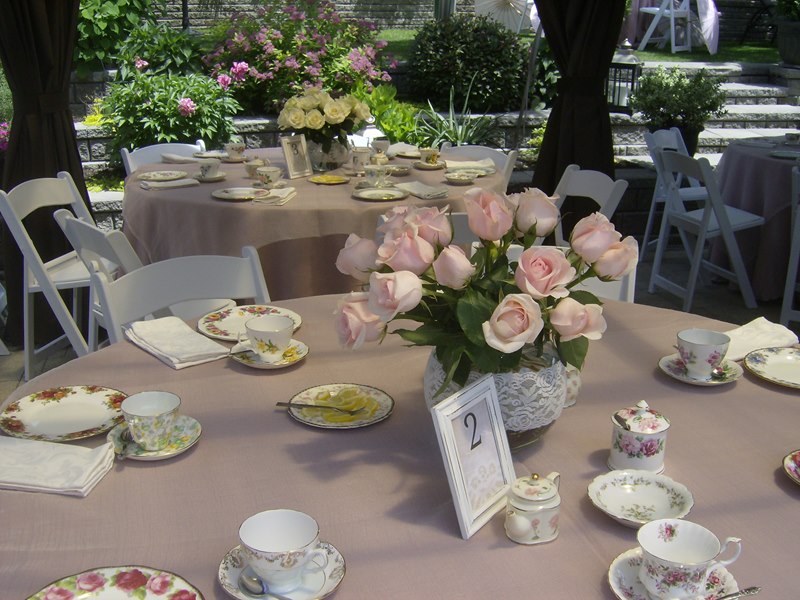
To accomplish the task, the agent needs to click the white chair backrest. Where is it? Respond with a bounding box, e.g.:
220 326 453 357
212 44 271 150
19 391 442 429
645 127 700 190
93 246 271 343
440 145 518 192
551 164 628 246
121 139 206 175
660 150 722 222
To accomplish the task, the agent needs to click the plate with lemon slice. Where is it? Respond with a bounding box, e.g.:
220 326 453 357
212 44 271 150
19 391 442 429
309 174 350 185
284 383 394 429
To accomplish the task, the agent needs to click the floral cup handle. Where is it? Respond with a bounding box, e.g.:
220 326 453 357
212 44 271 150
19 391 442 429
703 536 742 580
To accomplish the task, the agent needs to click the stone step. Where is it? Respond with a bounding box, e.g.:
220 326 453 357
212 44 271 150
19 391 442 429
707 103 800 128
721 82 792 105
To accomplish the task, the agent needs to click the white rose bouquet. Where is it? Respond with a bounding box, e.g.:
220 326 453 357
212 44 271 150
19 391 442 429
333 187 638 394
277 89 371 153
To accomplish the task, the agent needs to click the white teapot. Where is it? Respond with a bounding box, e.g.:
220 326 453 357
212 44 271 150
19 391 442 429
504 472 561 545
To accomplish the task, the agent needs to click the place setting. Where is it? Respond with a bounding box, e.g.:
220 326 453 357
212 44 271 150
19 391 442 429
229 314 308 370
657 328 743 386
280 383 394 429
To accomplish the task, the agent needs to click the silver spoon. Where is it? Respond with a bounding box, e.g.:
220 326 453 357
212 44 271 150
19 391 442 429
276 401 365 415
714 586 761 600
237 571 294 600
613 412 631 430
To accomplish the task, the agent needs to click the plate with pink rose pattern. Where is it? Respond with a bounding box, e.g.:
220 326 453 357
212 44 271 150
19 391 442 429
658 354 742 386
0 385 127 442
197 304 302 341
29 565 204 599
783 450 800 487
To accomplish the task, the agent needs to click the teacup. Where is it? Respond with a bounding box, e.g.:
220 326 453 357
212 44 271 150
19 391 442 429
244 158 266 178
364 164 387 188
121 391 181 451
224 141 246 160
637 518 742 600
244 315 293 363
676 328 730 380
371 138 390 155
198 158 221 180
351 147 372 174
239 509 328 594
419 147 439 165
256 166 283 188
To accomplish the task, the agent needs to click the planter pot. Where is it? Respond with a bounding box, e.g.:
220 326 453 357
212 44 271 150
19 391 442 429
307 139 350 172
777 19 800 66
423 347 567 450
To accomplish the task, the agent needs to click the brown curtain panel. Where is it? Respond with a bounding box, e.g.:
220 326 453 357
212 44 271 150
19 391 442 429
0 0 90 346
532 0 626 236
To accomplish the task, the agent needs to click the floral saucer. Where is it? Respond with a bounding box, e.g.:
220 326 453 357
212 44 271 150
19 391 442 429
608 547 738 600
192 171 226 183
413 160 446 170
198 304 301 341
783 449 800 487
217 542 345 600
107 415 201 461
30 565 203 599
658 353 743 386
138 170 187 182
230 340 308 369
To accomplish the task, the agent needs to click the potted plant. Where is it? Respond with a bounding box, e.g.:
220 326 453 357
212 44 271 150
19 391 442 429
775 0 800 66
629 66 727 155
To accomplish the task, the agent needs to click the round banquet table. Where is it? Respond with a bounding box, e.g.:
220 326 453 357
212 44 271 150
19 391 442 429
1 295 798 599
714 138 799 302
122 149 502 301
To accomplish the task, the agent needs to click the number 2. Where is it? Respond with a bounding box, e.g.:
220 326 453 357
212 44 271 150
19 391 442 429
463 412 482 450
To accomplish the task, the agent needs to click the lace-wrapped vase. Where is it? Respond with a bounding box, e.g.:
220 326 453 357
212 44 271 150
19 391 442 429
423 345 567 450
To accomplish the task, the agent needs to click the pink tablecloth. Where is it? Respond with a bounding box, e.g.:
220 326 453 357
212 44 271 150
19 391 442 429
1 295 798 598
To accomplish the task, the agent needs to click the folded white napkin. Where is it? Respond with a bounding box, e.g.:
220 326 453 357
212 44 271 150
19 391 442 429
388 142 418 156
161 153 202 164
395 181 448 199
724 317 799 361
444 158 495 171
139 178 200 191
253 187 297 206
0 437 114 497
125 316 229 369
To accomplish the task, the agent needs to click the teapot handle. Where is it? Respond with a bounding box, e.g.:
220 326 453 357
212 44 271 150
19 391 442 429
546 471 561 489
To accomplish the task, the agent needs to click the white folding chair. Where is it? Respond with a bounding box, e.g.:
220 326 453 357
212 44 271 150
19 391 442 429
92 246 270 344
120 139 206 175
780 166 800 326
551 164 629 247
649 150 764 312
0 172 94 379
55 210 236 350
638 0 692 53
641 127 709 262
439 145 518 193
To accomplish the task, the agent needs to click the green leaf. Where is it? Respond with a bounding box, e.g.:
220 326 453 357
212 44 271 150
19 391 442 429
557 336 589 369
568 289 602 306
455 288 495 347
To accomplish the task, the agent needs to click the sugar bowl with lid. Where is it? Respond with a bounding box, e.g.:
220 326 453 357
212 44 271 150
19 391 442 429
504 471 561 544
609 400 670 473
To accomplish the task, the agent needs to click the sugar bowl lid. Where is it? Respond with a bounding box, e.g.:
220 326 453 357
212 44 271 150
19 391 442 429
510 472 560 503
613 400 670 434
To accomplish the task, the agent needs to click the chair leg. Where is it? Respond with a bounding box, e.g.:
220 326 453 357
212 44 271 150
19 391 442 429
681 230 708 313
639 190 662 263
23 287 34 382
781 209 800 326
648 210 673 294
719 228 759 309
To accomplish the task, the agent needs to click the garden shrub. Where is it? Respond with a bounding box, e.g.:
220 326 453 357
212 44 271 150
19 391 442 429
0 65 12 122
201 0 394 115
100 72 240 157
352 84 420 144
115 21 204 81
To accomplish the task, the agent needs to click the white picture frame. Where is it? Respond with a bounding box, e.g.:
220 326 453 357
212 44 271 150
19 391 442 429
280 134 312 179
431 374 515 540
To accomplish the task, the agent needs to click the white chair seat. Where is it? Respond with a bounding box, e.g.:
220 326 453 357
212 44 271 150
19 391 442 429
676 205 766 235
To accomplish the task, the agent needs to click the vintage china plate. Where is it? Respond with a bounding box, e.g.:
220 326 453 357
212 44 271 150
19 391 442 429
192 171 226 183
230 340 308 370
218 542 345 600
783 449 800 486
138 170 187 182
198 304 302 341
107 415 201 461
588 470 693 528
395 150 420 159
769 149 800 159
309 174 350 185
30 565 204 599
658 353 743 386
194 150 227 158
443 172 476 185
446 166 496 176
0 385 126 442
212 187 271 202
743 347 800 389
221 156 247 163
413 160 446 170
287 383 394 429
352 188 409 202
385 164 410 176
608 547 737 600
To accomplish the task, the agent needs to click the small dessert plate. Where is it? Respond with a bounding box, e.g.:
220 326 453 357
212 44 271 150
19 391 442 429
212 187 271 202
192 171 226 183
743 347 800 389
588 470 693 528
218 542 345 600
287 383 394 429
107 415 202 461
221 156 247 163
783 449 800 487
309 174 350 185
444 171 476 185
413 160 446 170
658 353 743 386
352 188 409 202
608 547 738 600
138 170 187 182
230 340 309 370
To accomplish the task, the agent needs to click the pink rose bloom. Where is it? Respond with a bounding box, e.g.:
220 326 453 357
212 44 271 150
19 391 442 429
549 297 607 342
376 206 411 242
216 73 232 90
43 588 74 600
368 271 423 321
147 572 172 594
593 236 638 279
407 206 453 246
512 188 560 237
482 293 544 353
620 434 639 455
177 97 197 117
334 292 384 349
433 246 475 289
515 246 575 299
463 187 514 241
377 230 434 275
335 234 377 282
640 438 661 457
570 212 621 263
76 572 106 592
169 591 197 600
114 569 148 592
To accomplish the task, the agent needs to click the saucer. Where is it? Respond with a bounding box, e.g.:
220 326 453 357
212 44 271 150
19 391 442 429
192 171 226 183
221 156 247 163
413 160 446 170
608 547 738 600
217 542 345 600
106 415 201 461
138 170 187 182
658 353 743 386
783 449 800 487
230 340 309 369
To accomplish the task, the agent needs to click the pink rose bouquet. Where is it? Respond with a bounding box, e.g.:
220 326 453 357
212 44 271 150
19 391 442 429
334 187 638 392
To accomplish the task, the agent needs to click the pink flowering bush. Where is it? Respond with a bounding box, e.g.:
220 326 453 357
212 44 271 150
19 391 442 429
334 187 638 391
203 0 393 114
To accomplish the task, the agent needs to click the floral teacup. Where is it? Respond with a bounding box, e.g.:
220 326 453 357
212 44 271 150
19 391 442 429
121 391 180 451
676 328 730 380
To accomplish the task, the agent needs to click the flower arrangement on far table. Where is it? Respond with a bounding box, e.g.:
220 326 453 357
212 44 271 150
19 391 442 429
333 187 638 395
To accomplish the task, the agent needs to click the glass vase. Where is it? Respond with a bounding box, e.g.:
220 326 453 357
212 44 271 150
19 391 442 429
307 139 350 172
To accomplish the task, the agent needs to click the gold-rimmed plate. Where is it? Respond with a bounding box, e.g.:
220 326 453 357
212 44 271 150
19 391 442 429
211 187 271 202
352 188 409 202
743 347 800 389
138 170 187 182
309 174 350 185
285 383 394 429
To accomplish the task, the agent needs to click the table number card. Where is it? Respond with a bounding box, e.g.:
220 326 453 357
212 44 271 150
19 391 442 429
280 134 313 179
431 374 515 540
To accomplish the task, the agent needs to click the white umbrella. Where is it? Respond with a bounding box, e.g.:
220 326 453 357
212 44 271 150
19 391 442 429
475 0 532 32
